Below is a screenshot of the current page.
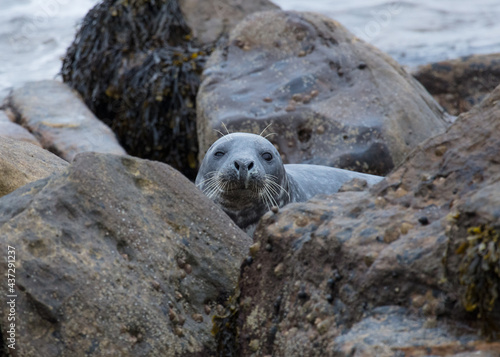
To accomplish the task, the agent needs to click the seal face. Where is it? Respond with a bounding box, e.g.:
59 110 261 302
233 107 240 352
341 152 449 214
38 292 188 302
195 133 290 232
196 133 383 235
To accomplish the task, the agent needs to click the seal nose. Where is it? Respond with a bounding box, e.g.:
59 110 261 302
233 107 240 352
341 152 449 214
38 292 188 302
234 159 254 174
233 160 254 188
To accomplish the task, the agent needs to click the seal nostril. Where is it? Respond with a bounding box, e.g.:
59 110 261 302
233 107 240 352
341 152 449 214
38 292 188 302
248 161 254 171
234 161 240 171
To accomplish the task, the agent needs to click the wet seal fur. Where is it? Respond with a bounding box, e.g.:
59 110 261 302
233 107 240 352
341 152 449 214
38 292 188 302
196 133 383 235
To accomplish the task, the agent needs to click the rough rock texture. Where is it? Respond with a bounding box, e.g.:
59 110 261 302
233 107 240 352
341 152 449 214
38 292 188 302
7 80 126 161
0 110 41 146
179 0 279 45
414 53 500 116
197 10 449 175
235 83 500 355
0 136 68 198
0 153 251 356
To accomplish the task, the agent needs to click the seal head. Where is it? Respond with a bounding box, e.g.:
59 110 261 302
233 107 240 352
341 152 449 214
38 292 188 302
196 132 384 235
195 133 289 231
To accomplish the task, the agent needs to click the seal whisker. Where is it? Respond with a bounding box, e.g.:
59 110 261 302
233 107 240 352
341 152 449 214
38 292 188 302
260 182 278 209
259 123 273 137
200 177 220 193
264 179 280 197
213 129 230 142
266 185 278 208
221 122 232 138
269 181 290 200
264 132 277 139
196 171 219 187
265 174 290 200
203 172 225 199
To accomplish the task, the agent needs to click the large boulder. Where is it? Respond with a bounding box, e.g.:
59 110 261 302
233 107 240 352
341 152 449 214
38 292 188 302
6 80 126 162
0 136 68 198
0 110 41 146
413 53 500 116
234 83 500 355
179 0 279 45
197 10 449 175
0 153 251 356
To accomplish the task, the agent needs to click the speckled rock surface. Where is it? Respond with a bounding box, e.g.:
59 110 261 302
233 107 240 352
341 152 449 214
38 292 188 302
0 110 41 146
197 10 449 175
179 0 279 45
235 84 500 356
7 80 126 161
0 135 68 198
0 153 251 356
413 53 500 116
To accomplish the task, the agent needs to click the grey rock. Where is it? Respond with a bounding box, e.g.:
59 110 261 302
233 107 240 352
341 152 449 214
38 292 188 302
0 135 68 198
7 80 126 161
197 10 449 175
0 153 251 356
236 83 500 355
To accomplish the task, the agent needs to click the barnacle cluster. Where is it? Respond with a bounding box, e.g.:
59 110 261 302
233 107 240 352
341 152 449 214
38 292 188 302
62 0 209 179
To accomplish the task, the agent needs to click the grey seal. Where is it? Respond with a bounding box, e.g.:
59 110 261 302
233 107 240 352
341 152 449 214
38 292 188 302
196 133 383 235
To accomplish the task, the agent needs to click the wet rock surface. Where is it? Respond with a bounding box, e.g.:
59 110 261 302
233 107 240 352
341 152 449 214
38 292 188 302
236 83 500 355
0 153 251 356
413 53 500 116
197 10 449 175
0 110 40 146
179 0 279 45
6 80 126 162
0 135 68 198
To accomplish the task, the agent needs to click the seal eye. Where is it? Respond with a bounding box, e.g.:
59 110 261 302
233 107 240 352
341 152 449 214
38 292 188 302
214 151 225 158
262 152 273 161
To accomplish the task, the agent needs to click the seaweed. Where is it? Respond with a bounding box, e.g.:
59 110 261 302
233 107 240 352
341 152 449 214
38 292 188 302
61 0 209 179
212 295 240 357
457 225 500 336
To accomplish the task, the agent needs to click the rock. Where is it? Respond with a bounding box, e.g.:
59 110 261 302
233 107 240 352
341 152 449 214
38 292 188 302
179 0 279 45
6 80 126 162
197 10 449 175
0 136 68 198
413 53 500 116
235 83 500 355
0 153 251 356
0 110 41 146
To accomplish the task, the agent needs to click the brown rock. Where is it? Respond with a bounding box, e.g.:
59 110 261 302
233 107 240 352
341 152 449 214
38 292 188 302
7 80 126 161
413 53 500 116
179 0 279 45
0 136 68 197
0 153 251 356
197 11 448 175
236 84 500 355
0 110 41 146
